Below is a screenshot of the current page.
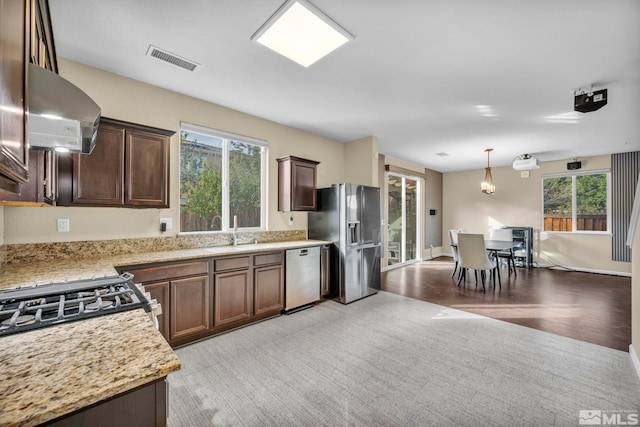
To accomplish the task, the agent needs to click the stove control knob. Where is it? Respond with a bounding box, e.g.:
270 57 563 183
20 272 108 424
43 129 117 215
149 299 162 316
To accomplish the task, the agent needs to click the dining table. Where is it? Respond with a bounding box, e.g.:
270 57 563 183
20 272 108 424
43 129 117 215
451 240 522 279
483 240 522 277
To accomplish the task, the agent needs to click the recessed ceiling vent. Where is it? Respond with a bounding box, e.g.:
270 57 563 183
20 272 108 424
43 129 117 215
146 45 199 71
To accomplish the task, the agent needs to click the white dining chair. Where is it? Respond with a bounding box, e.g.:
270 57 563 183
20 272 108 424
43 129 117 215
448 229 466 278
456 233 500 291
489 228 517 275
448 229 460 278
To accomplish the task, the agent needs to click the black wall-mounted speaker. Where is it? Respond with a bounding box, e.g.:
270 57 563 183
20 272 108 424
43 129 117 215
567 161 582 170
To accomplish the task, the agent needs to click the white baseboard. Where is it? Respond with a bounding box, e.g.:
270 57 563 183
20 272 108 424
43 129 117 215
381 253 449 272
382 259 421 272
384 255 630 278
422 251 448 261
630 345 640 381
537 263 631 277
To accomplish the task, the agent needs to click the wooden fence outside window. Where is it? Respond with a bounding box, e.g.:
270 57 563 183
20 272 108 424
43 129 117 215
543 215 607 232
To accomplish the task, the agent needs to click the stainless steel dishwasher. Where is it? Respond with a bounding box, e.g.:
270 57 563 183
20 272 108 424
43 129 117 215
285 247 320 312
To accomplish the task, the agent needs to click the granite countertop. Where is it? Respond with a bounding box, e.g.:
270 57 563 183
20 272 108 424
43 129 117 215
0 239 327 426
0 309 181 427
0 239 330 290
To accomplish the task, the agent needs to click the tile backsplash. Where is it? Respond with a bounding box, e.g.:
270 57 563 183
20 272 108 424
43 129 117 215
5 230 307 264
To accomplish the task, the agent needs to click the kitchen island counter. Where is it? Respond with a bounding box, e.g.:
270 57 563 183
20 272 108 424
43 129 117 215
0 309 180 427
0 239 329 290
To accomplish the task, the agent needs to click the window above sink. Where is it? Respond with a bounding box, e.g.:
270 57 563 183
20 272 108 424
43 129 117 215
180 122 267 233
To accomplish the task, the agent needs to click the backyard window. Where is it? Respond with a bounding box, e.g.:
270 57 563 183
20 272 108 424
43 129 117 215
180 123 266 232
542 171 609 232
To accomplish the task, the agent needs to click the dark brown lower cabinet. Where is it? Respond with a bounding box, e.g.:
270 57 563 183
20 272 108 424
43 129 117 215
214 269 251 326
44 378 167 427
120 250 287 348
170 275 210 342
254 264 283 316
121 260 210 346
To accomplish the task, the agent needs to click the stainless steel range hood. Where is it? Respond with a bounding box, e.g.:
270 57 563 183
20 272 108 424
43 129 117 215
28 63 101 154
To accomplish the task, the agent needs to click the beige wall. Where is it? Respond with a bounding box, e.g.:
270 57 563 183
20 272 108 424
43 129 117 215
443 154 631 275
3 59 349 244
344 136 379 186
425 168 443 251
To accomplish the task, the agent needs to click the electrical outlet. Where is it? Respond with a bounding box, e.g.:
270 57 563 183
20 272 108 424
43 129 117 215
288 216 294 226
159 218 173 230
57 218 70 233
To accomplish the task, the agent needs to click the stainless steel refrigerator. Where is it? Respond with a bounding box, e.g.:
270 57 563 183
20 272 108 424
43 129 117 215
308 183 381 304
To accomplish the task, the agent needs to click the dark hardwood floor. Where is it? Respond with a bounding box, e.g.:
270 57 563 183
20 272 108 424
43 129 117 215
381 257 631 351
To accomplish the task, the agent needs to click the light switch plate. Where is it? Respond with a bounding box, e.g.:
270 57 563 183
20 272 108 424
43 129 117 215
57 218 70 232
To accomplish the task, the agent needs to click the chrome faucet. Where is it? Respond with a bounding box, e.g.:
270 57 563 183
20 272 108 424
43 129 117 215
232 214 238 245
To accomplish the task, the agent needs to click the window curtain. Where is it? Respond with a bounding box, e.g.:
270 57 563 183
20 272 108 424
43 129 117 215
612 151 640 262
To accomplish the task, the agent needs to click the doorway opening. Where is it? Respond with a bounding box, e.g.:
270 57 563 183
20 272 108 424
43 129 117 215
386 173 421 267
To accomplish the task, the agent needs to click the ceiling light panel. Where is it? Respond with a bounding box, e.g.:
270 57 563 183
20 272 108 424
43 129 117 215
251 0 353 67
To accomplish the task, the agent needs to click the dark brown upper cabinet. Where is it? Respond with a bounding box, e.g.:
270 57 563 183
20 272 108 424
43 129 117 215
0 0 58 197
71 122 124 206
125 128 171 207
58 117 174 208
30 0 58 73
0 149 57 206
277 155 319 212
0 0 30 195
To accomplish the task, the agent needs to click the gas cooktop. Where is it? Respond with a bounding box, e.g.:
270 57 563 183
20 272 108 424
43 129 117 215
0 273 150 336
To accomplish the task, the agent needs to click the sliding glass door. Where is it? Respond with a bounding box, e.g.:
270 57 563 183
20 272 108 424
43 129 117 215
387 173 420 266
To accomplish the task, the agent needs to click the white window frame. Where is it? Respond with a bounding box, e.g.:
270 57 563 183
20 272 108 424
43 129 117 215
180 122 267 233
386 172 422 265
541 169 611 234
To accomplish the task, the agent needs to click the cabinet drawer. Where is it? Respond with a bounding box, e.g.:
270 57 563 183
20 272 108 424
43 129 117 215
253 251 283 267
126 261 209 283
214 256 251 272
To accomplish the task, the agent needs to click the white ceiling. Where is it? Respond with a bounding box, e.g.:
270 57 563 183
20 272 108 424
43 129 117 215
49 0 640 172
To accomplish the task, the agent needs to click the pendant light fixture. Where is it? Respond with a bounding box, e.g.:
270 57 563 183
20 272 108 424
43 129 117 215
481 148 495 195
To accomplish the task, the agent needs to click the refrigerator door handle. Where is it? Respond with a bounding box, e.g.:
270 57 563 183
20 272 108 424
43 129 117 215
358 243 381 249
